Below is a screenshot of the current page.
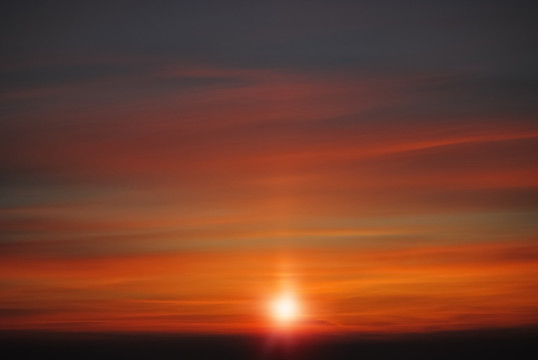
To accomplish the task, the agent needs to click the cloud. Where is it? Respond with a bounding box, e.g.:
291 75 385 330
1 241 536 332
1 1 537 336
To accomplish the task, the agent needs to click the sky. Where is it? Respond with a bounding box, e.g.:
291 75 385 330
1 0 537 335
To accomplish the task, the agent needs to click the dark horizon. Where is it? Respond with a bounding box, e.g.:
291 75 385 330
2 326 538 360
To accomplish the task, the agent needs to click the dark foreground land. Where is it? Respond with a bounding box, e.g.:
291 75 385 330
1 328 537 360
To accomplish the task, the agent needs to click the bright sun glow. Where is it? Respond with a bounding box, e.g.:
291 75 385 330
271 293 300 324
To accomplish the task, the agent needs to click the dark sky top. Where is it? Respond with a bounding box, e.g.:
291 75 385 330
3 1 537 71
2 1 537 124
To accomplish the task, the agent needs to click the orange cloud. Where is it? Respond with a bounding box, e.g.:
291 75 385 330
1 242 536 334
2 61 537 335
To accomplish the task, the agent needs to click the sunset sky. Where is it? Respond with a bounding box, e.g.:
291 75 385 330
1 1 537 335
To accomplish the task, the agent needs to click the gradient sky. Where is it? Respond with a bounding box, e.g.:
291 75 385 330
1 0 537 334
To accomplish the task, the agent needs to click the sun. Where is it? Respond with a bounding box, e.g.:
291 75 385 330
270 293 300 324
